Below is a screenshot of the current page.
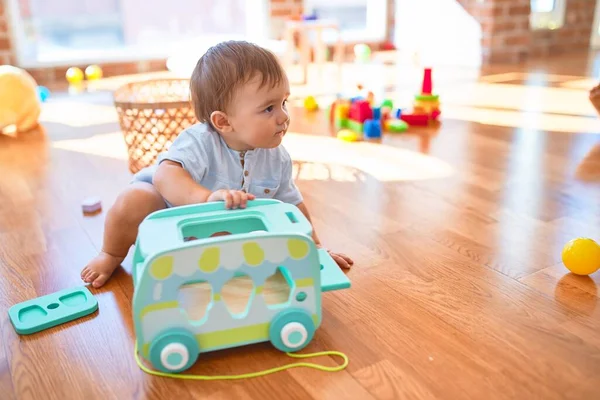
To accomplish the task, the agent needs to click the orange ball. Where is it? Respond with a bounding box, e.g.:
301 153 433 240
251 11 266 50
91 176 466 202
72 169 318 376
561 238 600 275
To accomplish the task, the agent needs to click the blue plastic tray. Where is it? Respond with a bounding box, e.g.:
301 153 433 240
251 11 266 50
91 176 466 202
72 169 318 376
8 286 98 335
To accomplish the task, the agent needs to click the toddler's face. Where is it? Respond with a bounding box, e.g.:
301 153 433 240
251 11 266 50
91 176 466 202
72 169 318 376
226 74 290 150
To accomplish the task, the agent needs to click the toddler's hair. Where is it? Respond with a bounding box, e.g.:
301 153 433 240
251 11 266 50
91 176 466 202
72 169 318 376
190 41 286 124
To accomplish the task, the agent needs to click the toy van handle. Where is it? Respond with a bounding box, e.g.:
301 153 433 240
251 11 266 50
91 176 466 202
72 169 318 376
284 209 301 224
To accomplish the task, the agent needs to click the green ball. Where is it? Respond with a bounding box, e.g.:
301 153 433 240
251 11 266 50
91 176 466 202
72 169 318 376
353 44 371 63
381 99 394 109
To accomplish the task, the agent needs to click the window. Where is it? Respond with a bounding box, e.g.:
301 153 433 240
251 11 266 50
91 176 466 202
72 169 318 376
303 0 388 43
7 0 269 67
530 0 566 30
531 0 556 13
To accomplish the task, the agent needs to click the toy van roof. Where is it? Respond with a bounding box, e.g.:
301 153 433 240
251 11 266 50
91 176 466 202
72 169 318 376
135 199 313 260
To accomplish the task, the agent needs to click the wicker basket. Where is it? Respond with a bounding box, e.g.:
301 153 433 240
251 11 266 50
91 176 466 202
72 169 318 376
113 79 197 174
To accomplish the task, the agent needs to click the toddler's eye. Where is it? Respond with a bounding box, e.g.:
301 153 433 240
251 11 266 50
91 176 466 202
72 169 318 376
265 105 274 113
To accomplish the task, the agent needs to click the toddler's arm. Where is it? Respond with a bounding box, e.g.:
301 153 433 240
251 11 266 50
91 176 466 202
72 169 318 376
153 160 254 208
153 160 211 205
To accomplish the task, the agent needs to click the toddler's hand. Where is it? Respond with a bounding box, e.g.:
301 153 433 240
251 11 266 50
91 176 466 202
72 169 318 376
329 250 353 269
208 189 255 209
318 244 353 269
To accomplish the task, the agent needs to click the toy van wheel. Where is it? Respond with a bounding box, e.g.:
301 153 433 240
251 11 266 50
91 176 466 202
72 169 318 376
149 329 199 373
269 308 315 352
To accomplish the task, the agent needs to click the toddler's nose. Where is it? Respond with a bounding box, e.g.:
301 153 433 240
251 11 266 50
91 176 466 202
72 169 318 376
277 109 290 127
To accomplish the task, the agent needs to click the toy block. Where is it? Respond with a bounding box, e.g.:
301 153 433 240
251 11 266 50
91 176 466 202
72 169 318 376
347 119 363 132
395 108 402 118
373 107 381 120
334 103 350 119
421 67 432 95
335 118 349 130
414 99 439 115
349 100 373 123
400 113 429 126
363 119 381 139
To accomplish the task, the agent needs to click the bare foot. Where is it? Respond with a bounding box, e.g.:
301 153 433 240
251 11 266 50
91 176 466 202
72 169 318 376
589 84 600 115
81 251 124 288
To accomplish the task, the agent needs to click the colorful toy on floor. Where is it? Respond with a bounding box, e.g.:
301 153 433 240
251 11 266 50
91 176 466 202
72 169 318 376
363 119 382 139
562 238 600 276
399 67 441 126
0 65 41 136
85 64 103 81
332 100 350 130
304 95 318 111
381 99 394 110
302 12 318 21
336 128 362 142
330 90 408 139
350 99 373 123
385 119 408 133
131 199 351 373
82 197 103 214
8 286 98 335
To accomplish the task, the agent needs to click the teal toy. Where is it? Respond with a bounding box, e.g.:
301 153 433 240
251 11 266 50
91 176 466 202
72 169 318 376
131 199 350 373
8 286 98 335
36 85 50 102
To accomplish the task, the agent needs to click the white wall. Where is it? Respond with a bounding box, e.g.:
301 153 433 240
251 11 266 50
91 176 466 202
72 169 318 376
393 0 482 67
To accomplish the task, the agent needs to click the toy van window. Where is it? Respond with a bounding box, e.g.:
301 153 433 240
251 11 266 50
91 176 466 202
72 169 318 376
263 267 293 308
178 280 213 322
181 216 267 240
221 273 254 318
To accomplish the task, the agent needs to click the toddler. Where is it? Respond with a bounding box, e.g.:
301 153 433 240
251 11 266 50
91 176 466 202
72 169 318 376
81 40 353 288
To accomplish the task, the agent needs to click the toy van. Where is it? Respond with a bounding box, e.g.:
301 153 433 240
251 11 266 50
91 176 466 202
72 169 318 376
131 199 350 373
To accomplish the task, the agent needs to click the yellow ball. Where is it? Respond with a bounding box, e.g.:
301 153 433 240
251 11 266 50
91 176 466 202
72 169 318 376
304 95 318 111
561 238 600 275
65 67 84 84
85 64 103 81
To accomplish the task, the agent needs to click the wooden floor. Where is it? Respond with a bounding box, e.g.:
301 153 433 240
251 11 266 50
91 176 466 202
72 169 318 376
1 50 600 399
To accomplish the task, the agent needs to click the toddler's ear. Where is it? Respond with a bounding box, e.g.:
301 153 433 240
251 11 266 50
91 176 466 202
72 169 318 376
210 111 233 133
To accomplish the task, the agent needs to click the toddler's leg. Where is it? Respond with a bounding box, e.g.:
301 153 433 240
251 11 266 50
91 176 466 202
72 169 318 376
81 182 166 288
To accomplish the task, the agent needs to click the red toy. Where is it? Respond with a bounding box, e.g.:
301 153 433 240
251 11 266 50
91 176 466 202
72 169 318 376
399 67 441 126
421 68 433 94
349 100 373 123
